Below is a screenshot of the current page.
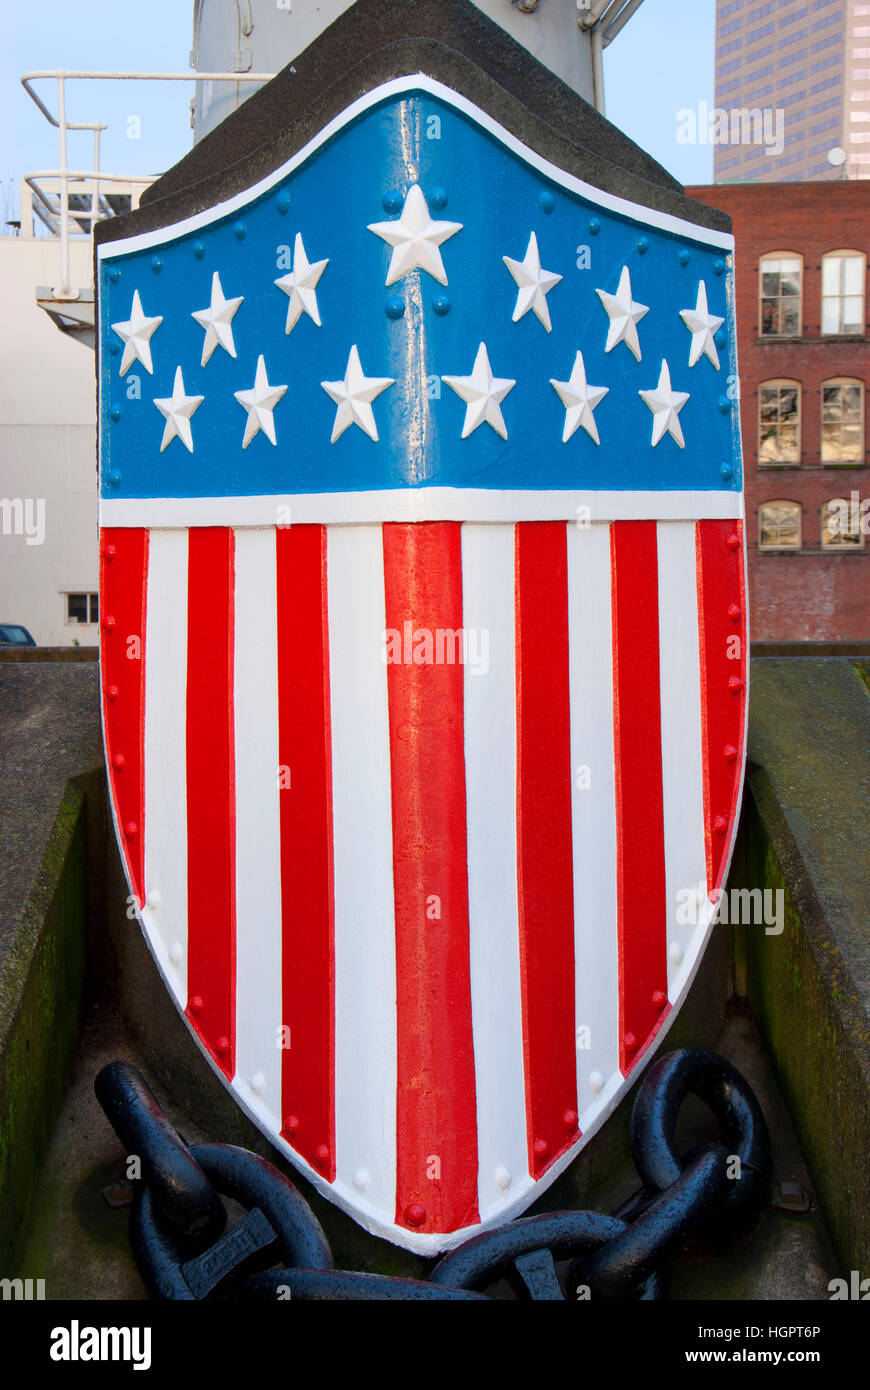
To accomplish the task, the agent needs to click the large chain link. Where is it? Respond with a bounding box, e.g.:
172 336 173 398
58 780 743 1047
94 1049 771 1301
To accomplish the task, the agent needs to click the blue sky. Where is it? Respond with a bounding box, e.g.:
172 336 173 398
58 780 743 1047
2 0 716 225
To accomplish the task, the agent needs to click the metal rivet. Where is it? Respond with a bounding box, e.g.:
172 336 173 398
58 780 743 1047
429 186 447 210
679 249 690 267
107 470 121 488
110 406 121 422
353 1168 370 1191
728 603 742 620
588 217 600 235
637 235 649 254
216 1036 230 1054
233 221 246 240
715 328 726 348
718 396 732 414
151 255 163 273
385 295 405 320
251 1072 266 1095
539 189 555 214
382 190 402 215
192 241 205 258
102 615 116 631
494 1165 511 1191
276 190 290 214
106 685 119 702
651 989 667 1008
533 1137 549 1158
124 821 138 836
103 543 117 561
714 816 728 836
188 995 203 1015
284 1115 299 1133
714 258 725 275
108 267 121 284
726 532 740 550
432 294 451 316
146 890 161 908
563 1109 578 1130
590 1070 604 1092
404 1203 427 1227
729 676 744 694
720 464 733 480
109 340 120 355
724 744 738 762
169 941 183 966
624 1032 637 1052
669 942 683 965
111 753 126 769
315 1143 330 1164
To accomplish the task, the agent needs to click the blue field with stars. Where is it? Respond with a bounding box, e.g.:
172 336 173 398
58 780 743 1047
99 87 742 502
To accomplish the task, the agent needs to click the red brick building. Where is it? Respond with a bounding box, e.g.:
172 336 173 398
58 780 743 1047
686 181 870 641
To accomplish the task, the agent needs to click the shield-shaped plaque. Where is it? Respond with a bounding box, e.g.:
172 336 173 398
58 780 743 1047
97 2 746 1254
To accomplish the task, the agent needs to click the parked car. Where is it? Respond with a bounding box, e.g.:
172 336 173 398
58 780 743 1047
0 624 36 647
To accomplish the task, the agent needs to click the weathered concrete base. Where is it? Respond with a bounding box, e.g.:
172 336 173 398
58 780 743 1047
0 665 103 1271
739 658 870 1274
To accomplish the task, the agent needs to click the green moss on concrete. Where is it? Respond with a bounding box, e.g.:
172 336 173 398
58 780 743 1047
0 782 88 1271
743 658 870 1272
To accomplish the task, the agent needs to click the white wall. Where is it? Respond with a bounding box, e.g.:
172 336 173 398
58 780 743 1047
0 238 98 647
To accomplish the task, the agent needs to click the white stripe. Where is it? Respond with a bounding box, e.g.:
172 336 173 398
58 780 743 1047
462 523 529 1216
566 522 622 1127
100 488 743 530
141 528 189 1006
656 522 708 1000
328 525 398 1223
98 76 733 262
232 528 283 1131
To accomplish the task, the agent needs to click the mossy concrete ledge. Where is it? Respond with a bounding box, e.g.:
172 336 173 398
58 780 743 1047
741 657 870 1274
0 665 103 1271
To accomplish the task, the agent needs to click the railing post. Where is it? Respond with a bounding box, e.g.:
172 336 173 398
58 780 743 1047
55 72 75 300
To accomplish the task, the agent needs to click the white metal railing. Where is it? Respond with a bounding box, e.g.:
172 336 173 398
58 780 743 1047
21 70 275 300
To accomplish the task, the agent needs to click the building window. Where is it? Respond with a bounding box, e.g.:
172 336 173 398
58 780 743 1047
759 380 801 463
821 251 866 335
66 592 99 625
759 501 802 550
821 501 865 548
821 379 865 463
759 253 802 336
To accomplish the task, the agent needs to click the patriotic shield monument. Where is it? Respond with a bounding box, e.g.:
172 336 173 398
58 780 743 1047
96 0 746 1254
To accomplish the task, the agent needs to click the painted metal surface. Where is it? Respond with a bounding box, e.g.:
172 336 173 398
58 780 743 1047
98 74 747 1254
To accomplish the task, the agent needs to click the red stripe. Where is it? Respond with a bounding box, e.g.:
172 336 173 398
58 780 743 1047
185 528 236 1079
514 523 579 1177
276 526 336 1182
100 527 148 907
383 522 479 1235
610 522 669 1075
696 519 748 898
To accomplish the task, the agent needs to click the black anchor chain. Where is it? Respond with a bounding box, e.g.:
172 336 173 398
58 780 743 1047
94 1047 771 1301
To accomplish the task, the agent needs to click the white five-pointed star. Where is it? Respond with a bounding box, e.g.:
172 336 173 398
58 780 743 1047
234 355 288 448
550 351 609 444
442 342 516 440
321 345 394 443
111 290 163 375
153 367 204 453
273 232 329 333
679 280 725 369
638 359 690 449
367 184 463 286
595 266 649 361
191 271 244 366
503 231 562 332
